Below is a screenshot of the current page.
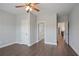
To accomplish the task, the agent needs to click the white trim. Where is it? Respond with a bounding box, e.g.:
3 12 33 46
15 39 42 47
65 41 78 55
14 41 37 47
69 44 79 55
28 41 37 47
28 40 42 47
0 39 44 48
15 41 29 46
0 42 16 48
16 41 37 47
45 41 57 45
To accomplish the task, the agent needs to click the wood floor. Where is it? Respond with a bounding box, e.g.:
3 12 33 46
0 35 77 56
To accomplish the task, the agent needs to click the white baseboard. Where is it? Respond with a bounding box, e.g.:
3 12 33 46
45 41 57 46
28 41 40 47
28 39 42 47
15 41 29 46
69 44 79 55
0 40 45 48
0 42 16 48
15 40 42 47
65 41 78 55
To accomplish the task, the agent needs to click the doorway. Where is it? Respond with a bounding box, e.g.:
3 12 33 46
57 21 69 45
58 22 65 39
38 23 45 42
57 22 65 44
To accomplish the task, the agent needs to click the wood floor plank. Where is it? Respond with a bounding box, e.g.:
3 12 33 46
0 35 77 56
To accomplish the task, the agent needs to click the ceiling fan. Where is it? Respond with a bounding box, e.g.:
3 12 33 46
16 3 40 13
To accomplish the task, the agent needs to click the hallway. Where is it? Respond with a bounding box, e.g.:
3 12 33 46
56 35 77 56
0 36 77 56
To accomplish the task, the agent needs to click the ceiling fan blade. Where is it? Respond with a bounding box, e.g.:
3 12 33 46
16 5 25 8
32 7 40 12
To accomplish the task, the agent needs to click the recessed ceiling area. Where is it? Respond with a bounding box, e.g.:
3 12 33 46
0 3 77 15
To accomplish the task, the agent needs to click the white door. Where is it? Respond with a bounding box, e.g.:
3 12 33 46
38 23 44 41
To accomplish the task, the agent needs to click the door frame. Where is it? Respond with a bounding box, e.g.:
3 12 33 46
68 21 69 45
37 23 45 42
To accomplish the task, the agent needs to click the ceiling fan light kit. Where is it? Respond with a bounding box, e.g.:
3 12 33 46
25 6 32 13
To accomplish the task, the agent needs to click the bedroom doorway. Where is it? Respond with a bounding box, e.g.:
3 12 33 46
38 23 45 42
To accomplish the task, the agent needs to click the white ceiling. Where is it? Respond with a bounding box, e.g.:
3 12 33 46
0 3 77 15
